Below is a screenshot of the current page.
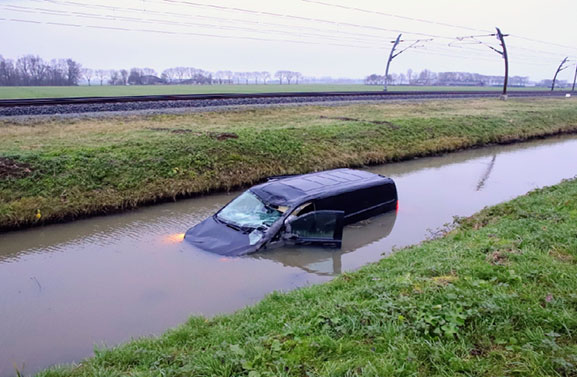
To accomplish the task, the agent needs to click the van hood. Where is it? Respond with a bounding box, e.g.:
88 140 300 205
184 216 261 256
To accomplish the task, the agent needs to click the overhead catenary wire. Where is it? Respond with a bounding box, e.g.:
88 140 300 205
26 0 397 43
123 0 456 39
13 0 577 63
300 0 492 34
510 35 577 53
0 14 565 70
3 17 412 51
0 5 394 49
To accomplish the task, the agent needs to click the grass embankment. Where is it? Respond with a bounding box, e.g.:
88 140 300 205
1 98 577 231
39 177 577 376
0 84 551 99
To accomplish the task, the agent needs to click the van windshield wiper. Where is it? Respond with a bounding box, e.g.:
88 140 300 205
214 215 253 233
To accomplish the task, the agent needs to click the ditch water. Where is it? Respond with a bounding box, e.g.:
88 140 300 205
1 134 577 376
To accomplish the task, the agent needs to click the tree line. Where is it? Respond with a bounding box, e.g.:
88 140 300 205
85 68 305 86
0 55 82 86
0 54 306 86
365 69 531 87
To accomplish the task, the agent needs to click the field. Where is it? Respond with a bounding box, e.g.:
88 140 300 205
37 176 577 376
1 97 577 231
0 84 553 99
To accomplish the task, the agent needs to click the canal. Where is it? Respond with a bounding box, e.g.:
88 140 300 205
1 134 576 376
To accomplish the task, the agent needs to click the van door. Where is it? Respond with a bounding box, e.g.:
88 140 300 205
284 210 345 248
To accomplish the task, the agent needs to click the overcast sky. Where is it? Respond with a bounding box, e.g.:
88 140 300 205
1 0 576 81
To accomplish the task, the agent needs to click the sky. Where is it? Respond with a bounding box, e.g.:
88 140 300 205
1 0 576 82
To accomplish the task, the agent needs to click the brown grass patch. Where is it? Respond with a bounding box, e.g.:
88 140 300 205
549 248 575 263
0 157 32 178
487 248 522 265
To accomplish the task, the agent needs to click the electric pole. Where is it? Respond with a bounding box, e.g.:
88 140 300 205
384 34 402 92
494 27 509 100
552 57 569 91
571 64 577 93
383 35 428 91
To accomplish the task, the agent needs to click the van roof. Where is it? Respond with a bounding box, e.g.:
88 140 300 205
250 168 389 206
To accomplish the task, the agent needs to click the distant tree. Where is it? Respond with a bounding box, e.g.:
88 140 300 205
173 66 189 82
128 68 143 85
261 71 271 84
417 69 435 85
82 68 94 86
0 55 17 85
29 56 49 85
294 72 303 84
95 69 108 85
214 71 226 84
15 55 35 85
47 59 68 85
407 69 414 85
65 59 82 85
223 70 234 84
364 74 384 85
120 69 128 85
284 71 295 84
274 70 284 84
142 67 157 77
233 72 242 84
108 70 122 85
161 68 177 84
234 72 250 85
398 73 406 85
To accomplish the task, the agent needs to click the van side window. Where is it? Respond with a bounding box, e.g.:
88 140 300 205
289 212 340 239
292 202 315 217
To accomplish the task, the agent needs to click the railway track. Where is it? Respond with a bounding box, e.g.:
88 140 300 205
0 90 568 117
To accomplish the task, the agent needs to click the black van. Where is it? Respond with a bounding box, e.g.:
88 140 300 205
184 168 398 256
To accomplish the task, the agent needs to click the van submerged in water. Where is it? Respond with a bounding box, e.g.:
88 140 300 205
184 168 398 256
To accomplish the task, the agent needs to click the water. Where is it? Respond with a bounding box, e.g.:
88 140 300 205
1 134 576 376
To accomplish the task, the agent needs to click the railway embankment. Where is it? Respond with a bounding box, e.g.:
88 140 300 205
1 97 577 231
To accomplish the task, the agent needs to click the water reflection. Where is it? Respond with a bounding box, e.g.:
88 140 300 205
476 154 497 191
253 210 397 276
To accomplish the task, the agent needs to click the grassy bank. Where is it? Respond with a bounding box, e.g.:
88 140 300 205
2 97 577 231
38 177 577 376
0 84 551 99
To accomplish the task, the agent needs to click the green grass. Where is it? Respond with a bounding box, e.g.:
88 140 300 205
2 97 577 231
37 176 577 376
0 84 553 99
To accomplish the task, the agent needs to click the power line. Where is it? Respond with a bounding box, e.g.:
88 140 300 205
0 5 391 48
2 9 567 69
6 4 515 50
510 35 577 52
301 0 491 34
301 0 577 56
145 0 454 39
0 16 381 50
28 0 394 43
20 0 577 61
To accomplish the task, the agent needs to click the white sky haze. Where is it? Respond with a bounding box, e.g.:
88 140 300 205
1 0 576 81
